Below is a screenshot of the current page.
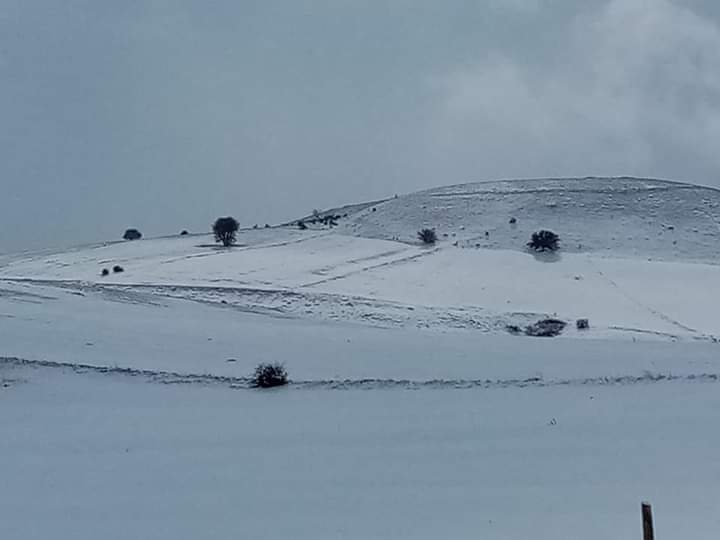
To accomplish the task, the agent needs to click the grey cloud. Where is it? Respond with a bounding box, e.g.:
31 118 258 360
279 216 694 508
429 0 720 185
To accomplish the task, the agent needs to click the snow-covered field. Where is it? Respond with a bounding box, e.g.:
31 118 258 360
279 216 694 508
1 229 718 341
3 364 720 540
2 177 720 538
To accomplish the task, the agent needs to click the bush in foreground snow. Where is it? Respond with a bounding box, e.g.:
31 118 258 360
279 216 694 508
418 228 437 244
213 217 240 247
527 230 560 252
252 363 289 388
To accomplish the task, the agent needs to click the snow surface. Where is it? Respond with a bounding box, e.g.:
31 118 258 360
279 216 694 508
2 177 720 538
3 365 720 540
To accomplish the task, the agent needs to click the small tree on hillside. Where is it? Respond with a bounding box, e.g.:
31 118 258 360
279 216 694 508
418 228 437 244
213 217 240 247
527 230 560 252
123 228 142 241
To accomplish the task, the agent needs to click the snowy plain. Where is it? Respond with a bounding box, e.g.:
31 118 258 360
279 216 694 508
3 365 720 540
2 177 720 539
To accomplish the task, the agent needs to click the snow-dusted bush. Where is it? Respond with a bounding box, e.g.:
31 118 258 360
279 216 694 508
322 215 339 227
525 318 566 337
213 217 239 247
123 228 142 241
527 230 560 251
180 230 189 236
252 363 288 388
101 268 109 277
112 265 124 273
418 228 437 244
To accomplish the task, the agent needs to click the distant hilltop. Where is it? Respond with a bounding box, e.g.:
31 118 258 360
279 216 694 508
313 177 720 263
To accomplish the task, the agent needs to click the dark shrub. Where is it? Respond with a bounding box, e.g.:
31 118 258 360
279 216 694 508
180 230 189 236
264 224 270 228
123 229 142 241
576 318 590 330
418 228 437 244
101 268 109 277
509 217 517 224
252 363 288 388
298 221 307 230
525 318 566 337
506 324 522 335
113 265 124 273
213 216 240 247
527 230 559 252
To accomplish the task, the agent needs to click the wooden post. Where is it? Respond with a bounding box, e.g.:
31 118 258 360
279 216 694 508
641 502 654 540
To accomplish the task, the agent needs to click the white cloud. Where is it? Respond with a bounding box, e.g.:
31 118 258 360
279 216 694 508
431 0 720 182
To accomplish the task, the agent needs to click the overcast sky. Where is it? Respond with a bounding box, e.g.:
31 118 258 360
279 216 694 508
2 0 720 252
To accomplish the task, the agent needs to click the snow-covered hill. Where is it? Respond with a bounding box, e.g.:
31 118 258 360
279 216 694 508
339 176 720 262
1 177 718 341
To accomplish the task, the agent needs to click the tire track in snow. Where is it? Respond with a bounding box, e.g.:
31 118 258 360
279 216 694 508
154 233 331 266
589 261 699 336
310 247 411 276
4 357 720 391
300 247 440 288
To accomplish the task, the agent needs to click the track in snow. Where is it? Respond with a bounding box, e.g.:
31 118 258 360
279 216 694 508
4 357 720 392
